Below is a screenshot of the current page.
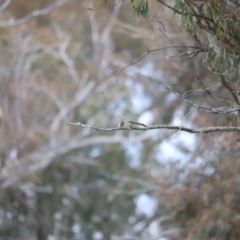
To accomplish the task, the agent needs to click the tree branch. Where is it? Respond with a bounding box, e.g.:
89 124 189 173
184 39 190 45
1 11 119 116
0 131 152 188
157 0 184 15
0 0 68 28
67 121 240 134
105 44 205 92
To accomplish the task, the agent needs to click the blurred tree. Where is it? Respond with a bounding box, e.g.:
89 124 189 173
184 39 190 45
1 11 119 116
0 0 240 240
0 0 157 239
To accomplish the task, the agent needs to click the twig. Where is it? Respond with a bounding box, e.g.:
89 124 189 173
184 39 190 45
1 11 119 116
129 121 147 127
157 0 184 15
164 49 205 59
201 65 240 109
67 122 240 134
105 45 205 92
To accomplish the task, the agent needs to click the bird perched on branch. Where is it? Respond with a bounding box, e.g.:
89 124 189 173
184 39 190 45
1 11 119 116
118 119 124 127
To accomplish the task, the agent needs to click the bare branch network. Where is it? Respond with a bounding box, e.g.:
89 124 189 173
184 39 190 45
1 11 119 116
67 121 240 134
98 0 240 137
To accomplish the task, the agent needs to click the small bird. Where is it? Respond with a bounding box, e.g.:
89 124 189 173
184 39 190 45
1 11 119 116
118 119 124 127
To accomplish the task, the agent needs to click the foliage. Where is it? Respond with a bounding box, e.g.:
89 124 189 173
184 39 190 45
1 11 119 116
124 0 240 73
173 0 240 73
160 153 240 240
131 0 149 18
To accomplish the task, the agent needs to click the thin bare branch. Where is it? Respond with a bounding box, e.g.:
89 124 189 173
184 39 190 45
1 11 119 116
105 44 205 92
114 60 236 113
129 121 148 127
201 65 240 108
67 121 240 134
157 0 184 15
164 49 205 59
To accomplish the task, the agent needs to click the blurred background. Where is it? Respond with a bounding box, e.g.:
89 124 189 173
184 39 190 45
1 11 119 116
0 0 240 239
